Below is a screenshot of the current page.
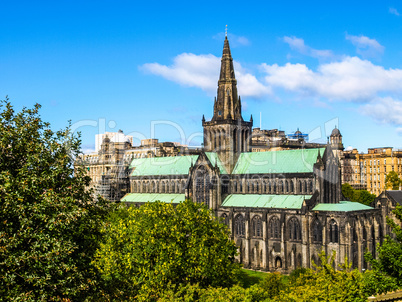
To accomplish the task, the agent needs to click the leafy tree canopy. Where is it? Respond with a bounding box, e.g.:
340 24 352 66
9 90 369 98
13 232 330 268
0 98 111 301
275 252 369 302
94 200 241 301
342 183 376 206
385 171 402 190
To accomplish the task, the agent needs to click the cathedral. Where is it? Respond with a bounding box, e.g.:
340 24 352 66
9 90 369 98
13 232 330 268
121 36 385 272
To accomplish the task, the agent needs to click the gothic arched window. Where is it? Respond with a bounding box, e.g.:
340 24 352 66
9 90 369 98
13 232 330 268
221 213 229 226
304 181 308 193
273 182 277 193
233 181 237 193
195 167 211 207
234 214 245 237
289 217 301 241
329 219 339 243
269 216 281 239
309 180 314 193
252 215 262 238
312 219 323 243
299 180 302 193
290 180 294 193
285 180 289 193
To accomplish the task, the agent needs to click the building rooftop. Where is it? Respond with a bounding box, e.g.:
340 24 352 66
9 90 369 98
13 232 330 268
232 148 325 174
312 201 373 212
221 194 312 209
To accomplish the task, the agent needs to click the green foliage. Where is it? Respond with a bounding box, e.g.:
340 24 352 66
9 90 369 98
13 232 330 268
94 200 241 300
366 204 402 294
236 269 268 288
0 99 111 301
385 171 402 190
258 272 286 300
273 251 368 302
342 183 376 206
342 183 354 200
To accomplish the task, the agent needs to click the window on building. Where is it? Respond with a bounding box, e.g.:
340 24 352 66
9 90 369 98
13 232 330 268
329 219 339 243
288 217 301 241
195 167 210 207
234 214 245 237
384 159 386 165
269 216 281 239
220 213 229 227
312 219 323 243
252 215 262 238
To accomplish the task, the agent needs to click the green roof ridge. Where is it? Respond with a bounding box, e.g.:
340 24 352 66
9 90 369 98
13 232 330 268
312 201 373 212
130 155 199 176
221 194 312 209
232 148 325 175
121 193 185 204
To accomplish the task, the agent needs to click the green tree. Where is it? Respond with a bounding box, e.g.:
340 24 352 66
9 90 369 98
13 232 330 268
94 200 241 301
385 171 402 190
0 99 111 301
357 190 376 206
366 204 402 294
275 251 368 302
342 183 376 206
342 183 355 200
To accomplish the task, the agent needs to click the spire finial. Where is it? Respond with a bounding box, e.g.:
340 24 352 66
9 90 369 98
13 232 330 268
225 25 228 37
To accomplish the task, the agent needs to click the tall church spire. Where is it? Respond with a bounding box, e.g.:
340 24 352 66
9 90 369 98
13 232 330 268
212 36 242 121
203 36 253 173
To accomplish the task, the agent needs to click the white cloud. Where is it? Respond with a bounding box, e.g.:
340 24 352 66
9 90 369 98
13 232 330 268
262 56 402 101
141 53 219 95
360 97 402 125
389 7 400 16
345 34 384 58
141 53 270 98
283 36 333 59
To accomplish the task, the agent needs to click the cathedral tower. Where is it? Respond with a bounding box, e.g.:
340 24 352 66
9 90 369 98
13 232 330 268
203 36 253 173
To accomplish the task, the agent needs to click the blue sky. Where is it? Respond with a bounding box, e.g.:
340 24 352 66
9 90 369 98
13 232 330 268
1 0 402 153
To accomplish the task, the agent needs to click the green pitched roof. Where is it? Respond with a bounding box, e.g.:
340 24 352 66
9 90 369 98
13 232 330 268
232 148 325 175
221 194 312 209
312 201 374 212
130 155 198 176
121 193 185 204
205 152 228 174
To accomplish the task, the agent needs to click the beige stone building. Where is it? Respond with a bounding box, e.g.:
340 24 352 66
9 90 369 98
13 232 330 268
341 147 402 195
78 131 199 201
250 127 324 152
